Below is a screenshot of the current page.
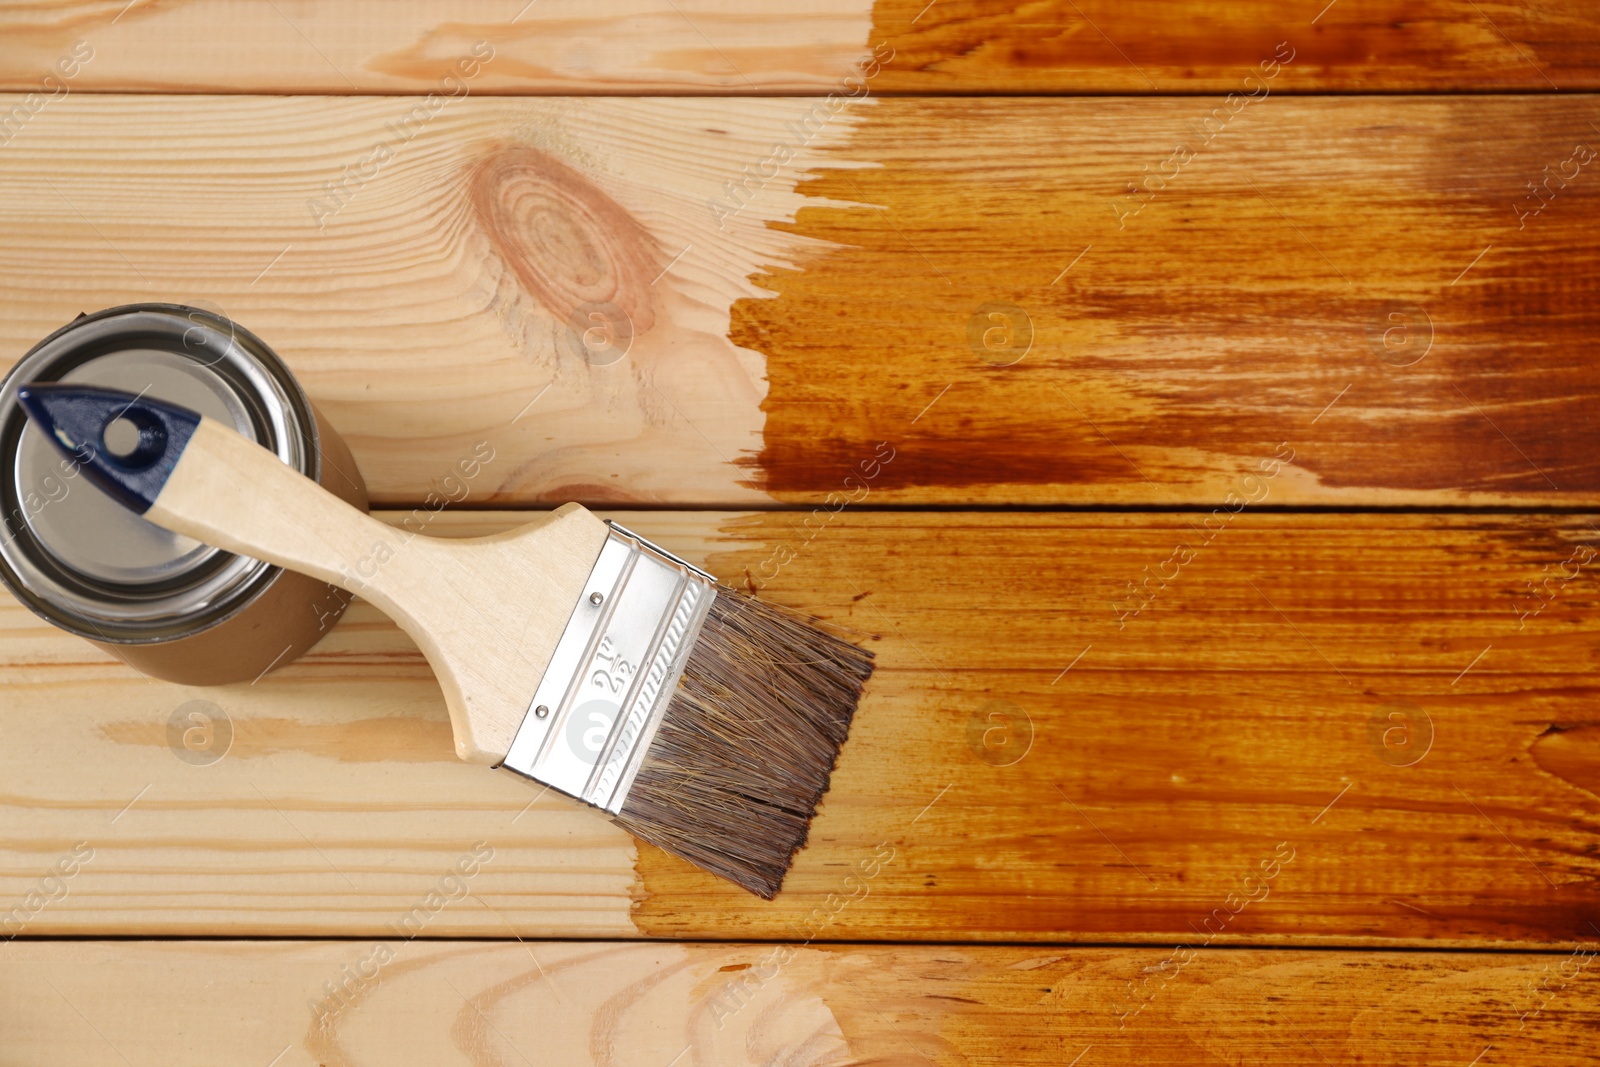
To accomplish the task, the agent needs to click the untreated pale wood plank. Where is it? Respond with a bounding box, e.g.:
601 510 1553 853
3 511 1598 944
1 96 1597 506
3 940 1597 1066
0 1 1596 93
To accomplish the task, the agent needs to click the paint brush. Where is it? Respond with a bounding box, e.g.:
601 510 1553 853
17 382 873 897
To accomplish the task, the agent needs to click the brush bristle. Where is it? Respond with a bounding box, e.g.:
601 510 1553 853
614 588 874 898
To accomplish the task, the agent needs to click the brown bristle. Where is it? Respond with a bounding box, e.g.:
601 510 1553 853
614 588 874 898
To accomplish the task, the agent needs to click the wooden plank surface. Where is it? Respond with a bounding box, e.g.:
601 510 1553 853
7 4 1593 1064
5 940 1599 1066
1 1 1597 93
4 510 1598 945
2 95 1598 507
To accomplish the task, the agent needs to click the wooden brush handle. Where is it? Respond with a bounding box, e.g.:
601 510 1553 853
149 417 610 764
149 419 409 595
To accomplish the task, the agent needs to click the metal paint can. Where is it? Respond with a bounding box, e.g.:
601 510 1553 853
0 304 368 684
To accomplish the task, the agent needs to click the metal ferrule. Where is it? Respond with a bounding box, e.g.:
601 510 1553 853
499 521 716 814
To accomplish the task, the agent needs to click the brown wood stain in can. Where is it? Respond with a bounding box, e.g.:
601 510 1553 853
0 304 368 685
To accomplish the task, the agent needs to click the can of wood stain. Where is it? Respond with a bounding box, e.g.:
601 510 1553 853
0 304 368 684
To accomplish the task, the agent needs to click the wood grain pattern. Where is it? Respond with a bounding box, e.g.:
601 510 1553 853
747 95 1600 505
4 510 1599 944
2 96 1598 506
1 0 1597 93
3 940 1598 1066
0 0 879 94
0 93 875 507
6 4 1592 1063
871 0 1600 92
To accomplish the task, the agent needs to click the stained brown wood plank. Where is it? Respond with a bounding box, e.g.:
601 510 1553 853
872 0 1599 92
3 511 1598 944
2 95 1598 506
747 96 1600 506
1 1 1596 93
4 940 1598 1066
